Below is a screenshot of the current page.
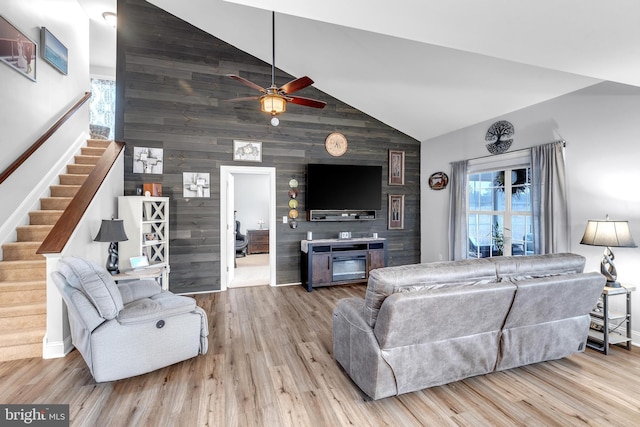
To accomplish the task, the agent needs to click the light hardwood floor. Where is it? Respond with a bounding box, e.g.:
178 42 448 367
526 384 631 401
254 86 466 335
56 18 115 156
0 284 639 426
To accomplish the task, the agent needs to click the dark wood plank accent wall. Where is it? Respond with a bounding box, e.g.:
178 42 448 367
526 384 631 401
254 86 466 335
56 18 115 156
116 0 420 294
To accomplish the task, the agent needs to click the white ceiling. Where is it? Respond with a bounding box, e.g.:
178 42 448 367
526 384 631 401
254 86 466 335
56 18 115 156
81 0 640 142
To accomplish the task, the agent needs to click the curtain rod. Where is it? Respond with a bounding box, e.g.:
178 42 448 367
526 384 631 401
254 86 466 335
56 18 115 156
451 139 566 164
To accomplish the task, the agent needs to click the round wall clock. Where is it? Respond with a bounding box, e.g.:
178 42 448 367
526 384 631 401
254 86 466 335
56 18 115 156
325 132 348 157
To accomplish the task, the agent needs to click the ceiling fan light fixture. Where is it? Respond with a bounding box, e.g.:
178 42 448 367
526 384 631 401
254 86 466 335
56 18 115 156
261 94 286 115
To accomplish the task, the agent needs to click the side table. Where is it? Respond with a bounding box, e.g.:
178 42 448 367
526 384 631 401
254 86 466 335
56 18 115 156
587 283 635 355
112 264 169 291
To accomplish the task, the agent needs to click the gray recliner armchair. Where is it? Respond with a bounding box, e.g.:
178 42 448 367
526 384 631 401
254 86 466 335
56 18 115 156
52 257 208 382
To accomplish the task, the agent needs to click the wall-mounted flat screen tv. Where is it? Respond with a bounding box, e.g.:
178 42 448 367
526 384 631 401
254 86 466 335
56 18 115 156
306 164 382 211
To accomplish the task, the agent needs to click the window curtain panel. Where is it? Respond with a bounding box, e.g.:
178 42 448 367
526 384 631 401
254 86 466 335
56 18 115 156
531 141 569 254
448 160 468 260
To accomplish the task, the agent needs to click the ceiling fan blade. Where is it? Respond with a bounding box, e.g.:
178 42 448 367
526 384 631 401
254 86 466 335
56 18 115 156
226 74 267 93
226 96 261 102
287 96 327 109
279 76 314 95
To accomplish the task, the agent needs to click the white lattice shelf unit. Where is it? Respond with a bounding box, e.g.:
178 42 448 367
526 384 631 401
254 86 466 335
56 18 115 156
118 196 170 289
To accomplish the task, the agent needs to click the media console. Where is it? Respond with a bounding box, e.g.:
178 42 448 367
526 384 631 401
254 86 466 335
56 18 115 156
300 238 387 292
307 210 377 222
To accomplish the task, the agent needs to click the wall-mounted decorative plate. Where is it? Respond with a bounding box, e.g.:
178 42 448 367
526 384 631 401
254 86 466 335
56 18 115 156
288 178 298 188
288 199 299 209
288 209 299 219
428 172 449 190
288 188 298 198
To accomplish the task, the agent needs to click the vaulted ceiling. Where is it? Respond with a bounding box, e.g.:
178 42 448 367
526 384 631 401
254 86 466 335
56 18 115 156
82 0 640 142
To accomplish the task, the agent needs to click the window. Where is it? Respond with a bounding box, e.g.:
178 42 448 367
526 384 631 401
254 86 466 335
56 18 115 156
467 160 532 258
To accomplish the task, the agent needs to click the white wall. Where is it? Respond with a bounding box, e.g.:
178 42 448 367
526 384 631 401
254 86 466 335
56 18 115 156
234 174 270 234
421 81 640 343
0 0 90 226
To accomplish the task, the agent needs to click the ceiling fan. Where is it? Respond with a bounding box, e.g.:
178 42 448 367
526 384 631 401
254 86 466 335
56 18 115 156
226 12 327 119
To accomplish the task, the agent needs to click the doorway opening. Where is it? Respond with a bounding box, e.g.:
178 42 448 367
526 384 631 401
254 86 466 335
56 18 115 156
220 166 276 290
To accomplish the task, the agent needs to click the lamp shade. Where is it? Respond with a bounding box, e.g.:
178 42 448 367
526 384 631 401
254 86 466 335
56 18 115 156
580 219 636 248
94 219 128 243
260 94 286 115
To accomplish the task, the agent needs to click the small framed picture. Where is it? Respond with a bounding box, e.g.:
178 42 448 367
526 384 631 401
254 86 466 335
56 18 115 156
41 27 68 75
388 194 405 230
144 233 158 243
0 15 37 81
389 150 405 185
233 140 262 162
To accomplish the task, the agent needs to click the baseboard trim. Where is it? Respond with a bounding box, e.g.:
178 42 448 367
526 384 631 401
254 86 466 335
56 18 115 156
42 335 74 359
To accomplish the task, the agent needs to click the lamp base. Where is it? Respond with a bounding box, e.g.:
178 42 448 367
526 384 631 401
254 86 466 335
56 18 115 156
606 280 621 288
106 241 120 275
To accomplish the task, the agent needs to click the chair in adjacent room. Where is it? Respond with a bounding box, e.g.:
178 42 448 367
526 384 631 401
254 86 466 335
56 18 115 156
235 220 248 258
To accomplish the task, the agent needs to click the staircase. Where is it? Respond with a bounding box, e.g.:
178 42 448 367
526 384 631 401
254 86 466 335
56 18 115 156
0 139 110 362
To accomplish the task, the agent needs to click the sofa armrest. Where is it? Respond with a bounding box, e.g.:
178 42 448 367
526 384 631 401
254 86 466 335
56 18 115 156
117 279 161 305
332 298 397 400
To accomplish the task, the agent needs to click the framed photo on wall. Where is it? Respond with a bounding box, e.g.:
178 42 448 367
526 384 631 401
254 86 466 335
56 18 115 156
41 27 68 75
388 194 405 230
233 140 262 162
0 15 37 81
389 150 405 185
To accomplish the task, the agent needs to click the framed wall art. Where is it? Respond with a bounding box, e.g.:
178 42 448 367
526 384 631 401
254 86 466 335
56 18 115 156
0 15 37 81
183 172 210 198
41 27 68 75
233 140 262 162
133 147 163 174
388 194 405 230
389 150 405 185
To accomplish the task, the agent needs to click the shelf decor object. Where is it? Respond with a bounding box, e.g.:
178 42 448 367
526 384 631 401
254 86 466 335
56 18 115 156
94 218 129 275
580 215 637 287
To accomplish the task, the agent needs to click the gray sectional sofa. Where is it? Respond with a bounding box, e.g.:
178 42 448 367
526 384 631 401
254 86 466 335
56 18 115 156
332 253 605 400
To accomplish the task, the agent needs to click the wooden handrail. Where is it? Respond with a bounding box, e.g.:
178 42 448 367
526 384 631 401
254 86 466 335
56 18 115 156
38 141 125 254
0 91 92 185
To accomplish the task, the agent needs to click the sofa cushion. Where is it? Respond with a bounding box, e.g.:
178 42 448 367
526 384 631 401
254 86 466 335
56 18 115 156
58 257 123 320
364 258 498 327
117 293 196 325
